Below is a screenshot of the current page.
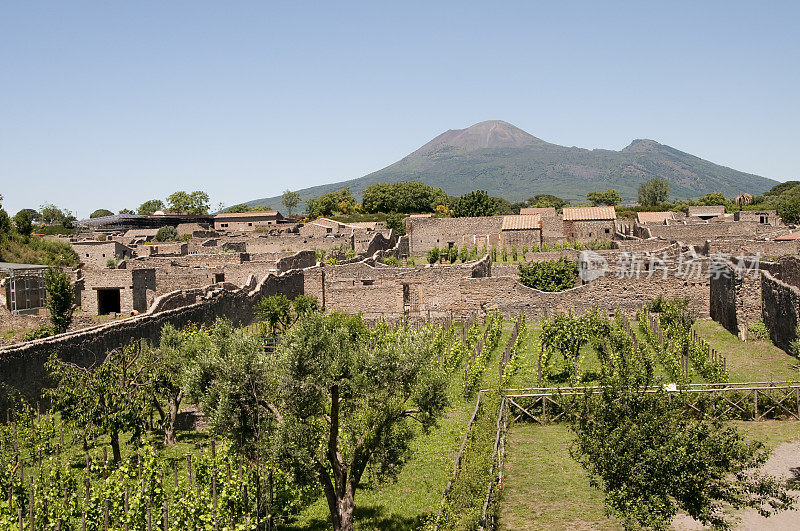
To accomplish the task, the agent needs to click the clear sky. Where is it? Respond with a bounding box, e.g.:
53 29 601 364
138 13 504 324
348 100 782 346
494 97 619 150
1 1 798 218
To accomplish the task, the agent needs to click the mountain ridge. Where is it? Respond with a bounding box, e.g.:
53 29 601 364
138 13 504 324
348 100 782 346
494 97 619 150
243 121 777 210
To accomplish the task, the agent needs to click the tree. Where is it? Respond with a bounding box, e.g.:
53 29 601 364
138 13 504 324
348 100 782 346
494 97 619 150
586 189 622 206
638 178 671 207
776 186 800 223
142 324 207 445
226 203 251 213
45 266 74 334
39 203 65 225
138 199 165 215
118 208 135 214
167 191 210 214
696 192 729 206
361 182 448 214
46 344 147 463
154 225 178 242
385 212 406 235
255 294 319 337
528 194 567 210
281 190 301 215
452 190 496 217
90 208 114 218
490 196 513 214
570 360 794 528
306 188 359 218
267 312 448 530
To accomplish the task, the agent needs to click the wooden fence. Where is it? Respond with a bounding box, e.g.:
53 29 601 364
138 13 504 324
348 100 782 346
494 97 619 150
504 382 800 424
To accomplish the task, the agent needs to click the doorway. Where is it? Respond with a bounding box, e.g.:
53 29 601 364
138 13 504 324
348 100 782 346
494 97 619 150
97 288 121 314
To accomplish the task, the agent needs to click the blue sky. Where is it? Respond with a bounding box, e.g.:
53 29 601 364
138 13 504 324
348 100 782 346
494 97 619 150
1 1 798 217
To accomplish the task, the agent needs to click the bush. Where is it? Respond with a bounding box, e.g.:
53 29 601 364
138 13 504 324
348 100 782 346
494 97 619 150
407 257 416 267
379 256 401 267
45 266 74 334
106 258 118 269
511 246 518 261
518 258 578 292
748 319 770 341
23 325 54 341
325 257 339 265
459 246 468 263
427 246 440 264
154 226 178 242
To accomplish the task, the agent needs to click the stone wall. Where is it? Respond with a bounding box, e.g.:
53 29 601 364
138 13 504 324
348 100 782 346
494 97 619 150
646 221 779 243
406 216 503 256
709 260 762 339
708 240 800 258
73 241 133 268
0 270 305 405
761 271 800 351
80 268 156 314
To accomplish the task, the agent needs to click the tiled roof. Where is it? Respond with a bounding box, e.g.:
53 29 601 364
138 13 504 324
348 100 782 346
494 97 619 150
215 211 280 219
562 206 616 221
775 231 800 241
519 207 557 217
501 214 542 230
637 211 675 224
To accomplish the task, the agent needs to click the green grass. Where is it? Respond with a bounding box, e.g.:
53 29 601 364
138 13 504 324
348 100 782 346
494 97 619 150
497 423 620 530
693 318 800 382
497 420 800 530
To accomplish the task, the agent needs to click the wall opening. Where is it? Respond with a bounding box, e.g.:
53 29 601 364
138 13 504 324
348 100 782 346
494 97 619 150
214 273 225 283
97 288 121 315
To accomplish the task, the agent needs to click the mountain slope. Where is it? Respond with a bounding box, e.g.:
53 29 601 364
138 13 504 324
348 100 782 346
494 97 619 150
245 120 777 210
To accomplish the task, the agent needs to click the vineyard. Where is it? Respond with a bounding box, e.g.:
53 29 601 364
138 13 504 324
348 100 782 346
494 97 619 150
1 297 798 530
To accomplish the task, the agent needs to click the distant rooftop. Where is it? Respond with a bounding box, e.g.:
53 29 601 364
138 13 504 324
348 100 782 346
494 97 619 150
562 206 616 221
0 262 48 273
637 211 675 224
502 214 542 231
519 207 557 217
215 210 281 219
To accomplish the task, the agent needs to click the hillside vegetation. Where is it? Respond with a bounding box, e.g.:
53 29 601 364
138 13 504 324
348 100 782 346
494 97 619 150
244 120 777 210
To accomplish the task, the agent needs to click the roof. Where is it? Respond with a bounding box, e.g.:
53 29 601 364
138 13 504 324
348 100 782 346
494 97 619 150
562 206 616 221
502 214 542 231
519 207 557 217
0 262 48 272
215 211 280 219
774 231 800 241
637 211 675 224
687 206 725 217
348 221 381 229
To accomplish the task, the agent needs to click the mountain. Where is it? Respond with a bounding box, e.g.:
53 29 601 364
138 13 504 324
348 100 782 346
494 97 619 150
244 120 778 210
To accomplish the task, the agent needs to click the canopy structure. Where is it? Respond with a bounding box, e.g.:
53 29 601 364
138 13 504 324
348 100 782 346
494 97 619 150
0 262 48 313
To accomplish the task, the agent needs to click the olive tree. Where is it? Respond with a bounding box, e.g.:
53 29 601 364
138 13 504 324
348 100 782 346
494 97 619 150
270 312 448 530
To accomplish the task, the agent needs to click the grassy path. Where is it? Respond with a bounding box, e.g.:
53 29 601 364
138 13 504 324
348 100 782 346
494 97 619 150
497 423 620 530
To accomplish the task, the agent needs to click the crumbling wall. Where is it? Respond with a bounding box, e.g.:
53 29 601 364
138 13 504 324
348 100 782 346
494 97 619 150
761 271 800 351
407 216 503 256
0 270 305 405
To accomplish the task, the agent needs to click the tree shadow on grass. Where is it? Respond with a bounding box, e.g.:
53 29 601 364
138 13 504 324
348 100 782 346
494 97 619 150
283 505 428 530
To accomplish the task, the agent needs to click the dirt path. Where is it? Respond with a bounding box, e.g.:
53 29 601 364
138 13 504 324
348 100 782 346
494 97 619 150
673 441 800 530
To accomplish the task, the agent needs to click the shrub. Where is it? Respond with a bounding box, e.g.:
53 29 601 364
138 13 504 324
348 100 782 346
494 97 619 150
541 242 549 252
407 257 415 267
106 258 118 269
23 325 54 341
748 319 770 341
518 258 578 292
511 246 518 261
460 245 468 263
448 245 458 264
501 247 508 262
573 240 584 251
380 256 401 267
427 246 440 264
325 257 339 265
